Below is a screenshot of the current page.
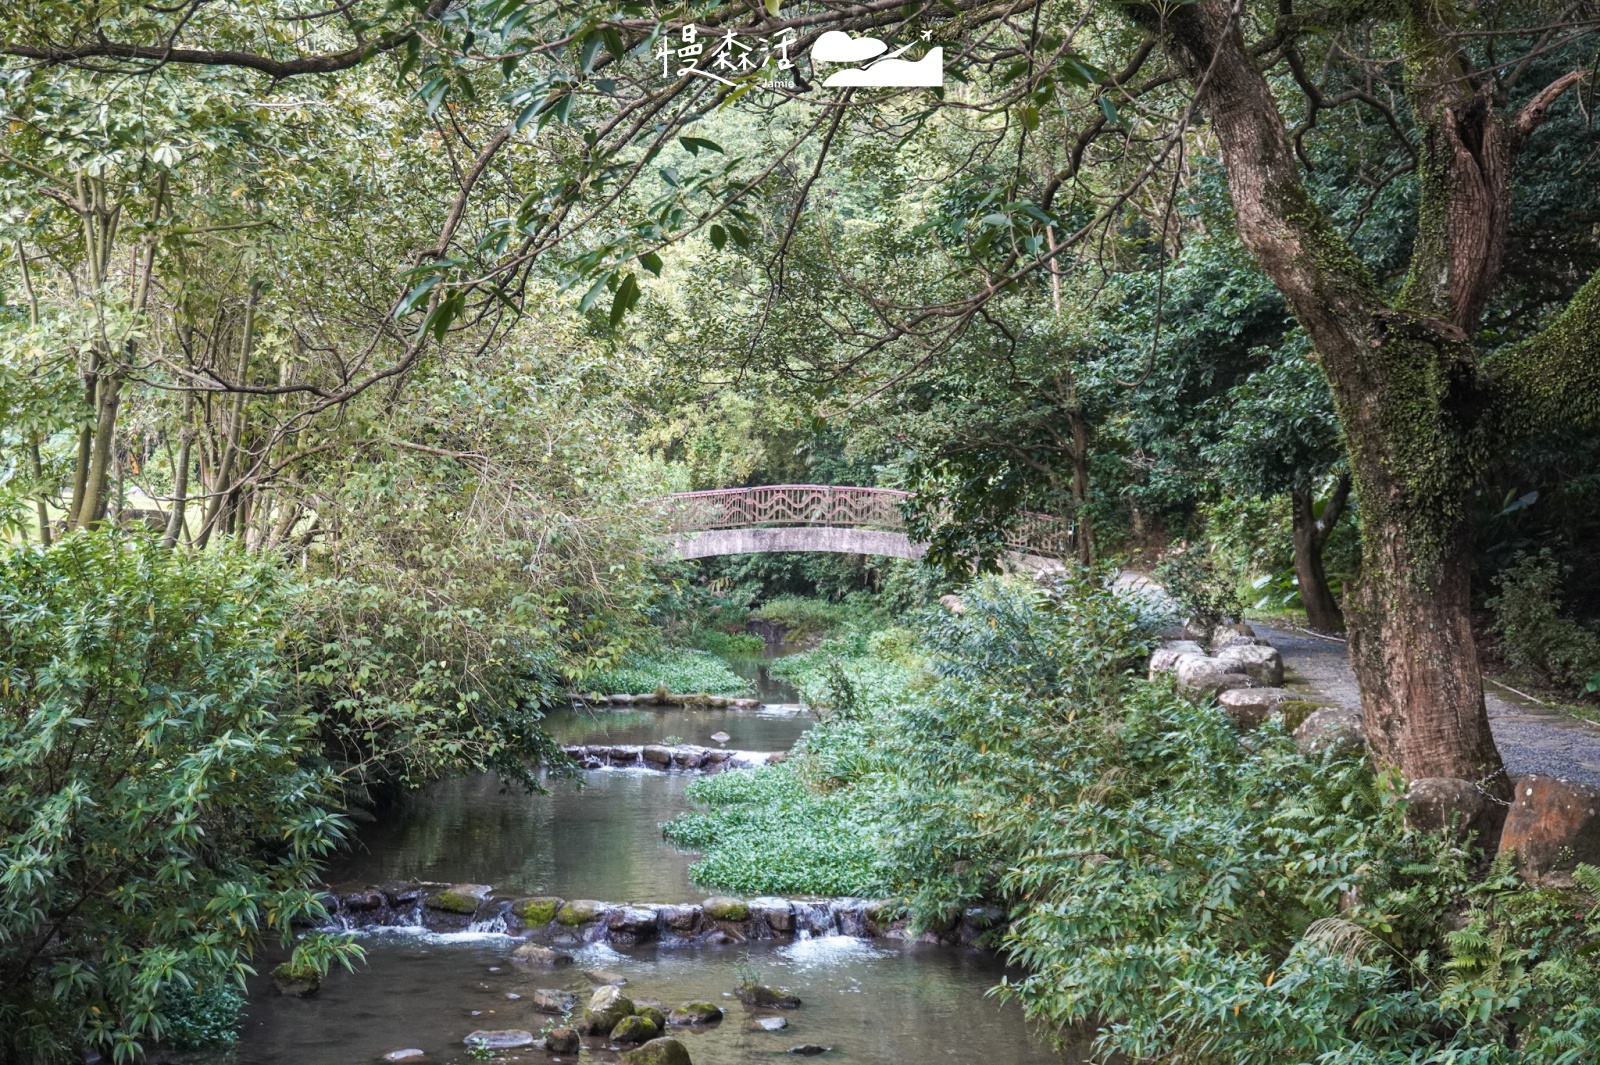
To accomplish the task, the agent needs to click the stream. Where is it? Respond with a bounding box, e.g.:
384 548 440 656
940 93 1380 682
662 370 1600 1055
219 652 1076 1065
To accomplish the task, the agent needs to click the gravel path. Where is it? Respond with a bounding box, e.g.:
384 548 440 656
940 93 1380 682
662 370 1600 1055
1257 622 1600 788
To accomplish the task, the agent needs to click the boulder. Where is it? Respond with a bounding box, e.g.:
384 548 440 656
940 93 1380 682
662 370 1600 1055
1405 777 1493 842
556 899 606 925
659 905 702 933
462 1030 535 1049
1294 706 1366 757
734 983 801 1009
511 896 563 926
1148 641 1205 677
544 1028 581 1055
380 882 422 906
612 1015 661 1044
1499 775 1600 884
582 984 635 1036
642 745 674 766
511 943 573 969
638 1006 667 1031
1211 621 1256 646
703 896 750 922
1214 644 1284 687
667 1002 724 1026
750 897 795 932
425 884 491 914
1217 687 1293 729
270 962 320 997
1174 654 1252 696
621 1037 693 1065
341 889 384 912
381 1050 425 1063
608 905 661 937
672 748 707 769
531 988 576 1014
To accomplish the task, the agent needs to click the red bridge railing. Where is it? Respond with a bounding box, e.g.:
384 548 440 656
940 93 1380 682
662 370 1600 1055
663 485 1073 559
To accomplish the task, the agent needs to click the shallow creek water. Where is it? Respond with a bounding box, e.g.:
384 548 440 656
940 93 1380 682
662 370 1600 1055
225 652 1076 1065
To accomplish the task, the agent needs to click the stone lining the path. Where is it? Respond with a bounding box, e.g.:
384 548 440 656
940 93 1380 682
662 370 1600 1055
322 882 1005 949
562 743 781 772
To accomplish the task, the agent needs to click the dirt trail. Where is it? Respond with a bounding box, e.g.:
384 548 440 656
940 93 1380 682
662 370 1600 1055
1257 623 1600 788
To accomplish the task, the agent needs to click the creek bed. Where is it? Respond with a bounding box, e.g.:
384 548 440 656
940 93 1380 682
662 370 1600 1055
225 650 1074 1064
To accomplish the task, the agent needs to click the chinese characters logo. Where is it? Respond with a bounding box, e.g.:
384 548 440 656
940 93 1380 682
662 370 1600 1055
660 26 943 88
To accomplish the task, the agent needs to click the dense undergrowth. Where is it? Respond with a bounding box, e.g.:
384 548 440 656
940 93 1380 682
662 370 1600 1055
580 647 753 696
668 573 1600 1063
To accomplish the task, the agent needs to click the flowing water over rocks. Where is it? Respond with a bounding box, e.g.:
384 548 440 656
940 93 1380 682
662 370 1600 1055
219 654 1077 1065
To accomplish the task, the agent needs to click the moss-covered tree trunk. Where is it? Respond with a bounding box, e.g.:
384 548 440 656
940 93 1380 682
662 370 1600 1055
1129 0 1597 792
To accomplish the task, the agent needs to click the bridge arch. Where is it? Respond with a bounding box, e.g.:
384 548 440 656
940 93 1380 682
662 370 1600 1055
661 485 1071 568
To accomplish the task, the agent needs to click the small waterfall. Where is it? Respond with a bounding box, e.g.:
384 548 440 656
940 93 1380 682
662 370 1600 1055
467 900 511 934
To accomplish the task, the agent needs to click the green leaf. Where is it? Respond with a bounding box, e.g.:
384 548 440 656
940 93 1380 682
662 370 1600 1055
609 272 640 327
578 272 611 313
709 224 727 250
765 0 781 14
639 251 663 276
679 136 724 156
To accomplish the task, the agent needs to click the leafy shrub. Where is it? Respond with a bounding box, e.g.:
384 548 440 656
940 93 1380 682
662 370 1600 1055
1155 540 1246 630
680 627 766 657
1487 550 1600 697
0 532 359 1064
156 985 245 1049
749 593 884 641
885 573 1600 1062
583 648 752 696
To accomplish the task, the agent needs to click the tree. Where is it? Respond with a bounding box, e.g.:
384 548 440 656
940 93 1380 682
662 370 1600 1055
0 534 358 1063
1208 347 1351 632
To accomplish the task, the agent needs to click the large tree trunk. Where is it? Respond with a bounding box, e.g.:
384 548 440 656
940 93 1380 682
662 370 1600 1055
1124 0 1580 792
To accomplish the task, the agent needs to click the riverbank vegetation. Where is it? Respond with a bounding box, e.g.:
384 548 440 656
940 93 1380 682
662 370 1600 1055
673 575 1600 1061
4 0 1600 1059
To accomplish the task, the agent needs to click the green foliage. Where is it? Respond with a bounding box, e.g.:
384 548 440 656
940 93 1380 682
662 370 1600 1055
679 627 765 657
0 531 359 1064
155 984 244 1049
1154 540 1246 629
583 648 752 697
750 593 887 642
1487 549 1600 698
664 765 886 897
884 575 1600 1062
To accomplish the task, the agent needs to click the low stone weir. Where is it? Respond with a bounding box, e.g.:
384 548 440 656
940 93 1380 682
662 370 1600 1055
569 692 764 708
562 743 781 772
322 882 1005 949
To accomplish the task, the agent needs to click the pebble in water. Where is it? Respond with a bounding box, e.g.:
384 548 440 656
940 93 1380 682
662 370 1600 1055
754 1016 789 1031
710 731 731 744
382 1051 425 1063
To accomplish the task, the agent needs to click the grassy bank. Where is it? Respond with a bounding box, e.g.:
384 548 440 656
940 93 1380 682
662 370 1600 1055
580 648 753 696
666 572 1600 1062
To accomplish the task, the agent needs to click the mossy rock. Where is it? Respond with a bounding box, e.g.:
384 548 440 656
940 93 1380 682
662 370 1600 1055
637 1005 667 1031
425 884 490 914
582 985 634 1035
667 1002 723 1026
1279 700 1321 731
557 899 605 925
271 961 320 997
512 896 564 925
611 1014 661 1044
702 896 749 921
621 1037 692 1065
734 983 801 1009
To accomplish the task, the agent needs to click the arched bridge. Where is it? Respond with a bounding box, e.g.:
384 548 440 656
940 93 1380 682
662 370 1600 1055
662 484 1072 564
